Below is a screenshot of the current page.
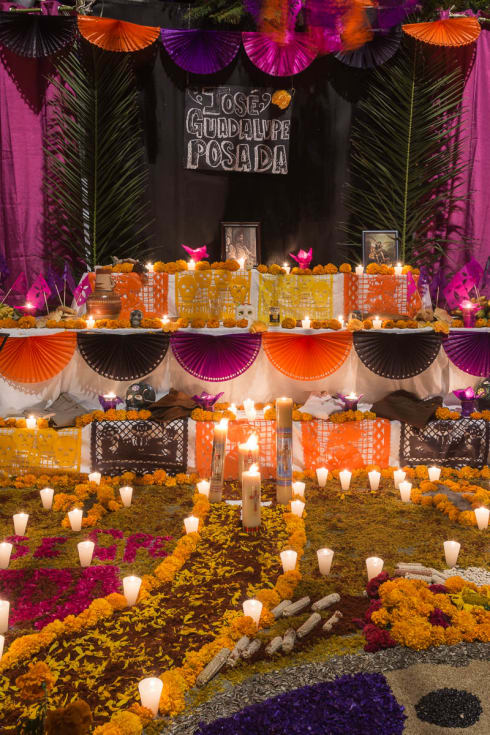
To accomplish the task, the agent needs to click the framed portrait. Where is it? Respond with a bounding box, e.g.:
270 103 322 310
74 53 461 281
362 230 399 268
221 222 261 267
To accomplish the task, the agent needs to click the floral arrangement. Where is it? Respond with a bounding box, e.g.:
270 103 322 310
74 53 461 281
45 316 166 330
0 416 50 429
411 477 490 526
358 574 490 652
75 408 151 427
0 315 37 329
436 406 490 421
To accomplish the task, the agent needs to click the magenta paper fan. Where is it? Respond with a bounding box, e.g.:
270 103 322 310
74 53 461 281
160 29 241 74
242 31 317 76
171 332 261 382
443 331 490 377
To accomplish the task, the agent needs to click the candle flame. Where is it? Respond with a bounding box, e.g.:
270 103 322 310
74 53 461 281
238 257 245 270
249 463 259 473
24 302 33 310
161 314 169 324
346 392 358 400
217 418 228 430
245 433 258 450
146 262 154 272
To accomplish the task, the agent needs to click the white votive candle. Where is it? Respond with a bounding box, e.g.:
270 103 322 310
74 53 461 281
88 472 101 485
428 466 441 482
86 316 95 328
372 316 383 329
68 508 83 532
138 677 163 718
123 575 142 606
474 507 489 530
119 486 133 507
188 259 196 271
316 467 328 487
292 481 305 497
25 415 37 430
229 404 237 417
0 600 9 634
0 634 4 661
280 549 297 573
242 598 262 628
366 556 384 581
0 543 13 570
243 398 255 418
444 540 461 568
13 513 28 536
146 262 154 273
161 314 169 326
283 263 291 275
77 540 95 568
197 479 210 498
238 256 245 271
184 515 199 534
398 480 412 503
301 316 311 329
393 469 406 489
40 487 54 510
394 262 403 276
339 469 351 491
337 314 345 328
290 499 305 518
317 548 334 575
355 264 364 275
368 470 380 491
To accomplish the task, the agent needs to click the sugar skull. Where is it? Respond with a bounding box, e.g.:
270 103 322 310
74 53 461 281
235 303 255 325
130 309 143 328
125 382 156 409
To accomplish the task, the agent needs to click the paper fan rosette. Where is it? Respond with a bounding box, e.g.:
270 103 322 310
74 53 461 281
0 332 76 383
353 331 442 379
262 332 352 380
335 26 402 69
443 331 490 377
0 11 76 58
242 31 317 76
77 333 169 381
161 29 241 74
77 15 160 52
171 332 262 382
402 15 480 47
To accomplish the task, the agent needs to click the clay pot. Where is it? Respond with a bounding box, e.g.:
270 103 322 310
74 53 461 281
86 269 122 320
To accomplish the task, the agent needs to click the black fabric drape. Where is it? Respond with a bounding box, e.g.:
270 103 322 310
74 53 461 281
95 1 372 263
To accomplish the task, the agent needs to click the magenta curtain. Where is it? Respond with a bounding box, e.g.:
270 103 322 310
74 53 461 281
444 30 490 275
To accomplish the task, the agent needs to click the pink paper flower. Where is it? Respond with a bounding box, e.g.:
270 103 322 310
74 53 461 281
289 248 313 269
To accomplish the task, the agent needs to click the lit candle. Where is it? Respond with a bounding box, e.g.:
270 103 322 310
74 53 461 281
444 540 460 568
0 600 9 634
317 548 334 575
301 316 311 329
118 486 133 508
25 415 37 430
276 397 293 504
459 300 479 328
197 479 210 498
102 391 118 410
209 419 228 503
138 677 163 718
428 466 441 482
283 263 291 275
242 463 261 531
146 262 154 273
290 499 305 517
393 469 406 489
238 433 259 482
68 508 83 532
184 515 199 534
372 316 383 329
40 488 54 510
368 470 380 491
13 513 28 536
355 264 364 276
123 575 142 606
24 301 34 312
0 543 13 570
242 598 262 628
366 556 384 581
88 472 101 485
292 481 305 498
229 403 237 417
0 634 4 661
77 540 95 567
280 549 297 573
188 260 196 271
161 314 170 327
394 262 403 276
263 404 271 416
474 507 489 530
398 480 412 503
337 314 345 328
316 467 328 488
339 469 351 491
342 392 359 411
243 398 255 421
238 256 245 271
86 316 95 328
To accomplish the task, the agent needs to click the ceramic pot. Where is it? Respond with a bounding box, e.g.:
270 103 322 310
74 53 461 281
86 269 122 320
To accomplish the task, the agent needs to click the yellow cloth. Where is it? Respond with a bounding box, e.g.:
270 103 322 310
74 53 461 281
175 271 251 320
258 273 334 323
0 428 82 474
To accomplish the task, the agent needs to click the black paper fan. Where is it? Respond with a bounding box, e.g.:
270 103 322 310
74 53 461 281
335 26 402 69
77 332 170 381
353 330 442 379
0 12 76 58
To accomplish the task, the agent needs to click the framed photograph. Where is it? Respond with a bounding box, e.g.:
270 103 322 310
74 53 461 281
362 230 399 268
221 222 261 267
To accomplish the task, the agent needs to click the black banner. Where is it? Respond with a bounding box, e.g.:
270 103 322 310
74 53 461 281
184 86 292 175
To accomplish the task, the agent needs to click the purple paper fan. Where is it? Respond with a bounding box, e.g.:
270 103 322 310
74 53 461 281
335 27 402 69
378 0 418 30
444 331 490 377
171 332 261 382
242 31 317 76
161 29 241 75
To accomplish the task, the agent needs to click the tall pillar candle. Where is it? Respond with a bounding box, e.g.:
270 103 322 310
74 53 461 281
242 463 261 532
276 397 293 504
238 433 259 483
0 600 9 633
209 419 228 503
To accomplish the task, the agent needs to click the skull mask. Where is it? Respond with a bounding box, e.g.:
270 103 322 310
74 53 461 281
130 309 143 328
235 303 255 324
126 382 156 409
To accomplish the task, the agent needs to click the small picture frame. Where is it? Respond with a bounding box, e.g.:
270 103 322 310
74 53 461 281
221 222 261 268
362 230 399 268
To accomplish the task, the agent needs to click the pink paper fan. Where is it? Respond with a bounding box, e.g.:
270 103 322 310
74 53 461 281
161 29 241 74
242 31 317 76
171 332 261 382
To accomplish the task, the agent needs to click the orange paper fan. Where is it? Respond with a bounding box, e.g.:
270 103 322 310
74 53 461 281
0 332 76 383
262 332 352 380
77 15 160 52
402 17 480 47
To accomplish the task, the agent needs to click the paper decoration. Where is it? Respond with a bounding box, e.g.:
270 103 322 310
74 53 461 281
26 275 51 310
182 245 209 262
77 332 170 381
195 419 276 480
443 260 482 309
302 419 391 470
443 331 490 377
0 332 76 383
289 248 313 269
0 427 81 474
242 31 317 76
73 275 93 306
191 391 224 409
175 270 251 321
402 16 481 47
400 419 489 469
171 332 261 381
62 262 76 293
335 26 401 69
258 273 334 323
262 332 352 380
161 29 241 74
10 272 27 294
87 272 169 320
378 0 418 29
353 331 442 379
406 271 418 302
0 11 75 58
77 15 160 52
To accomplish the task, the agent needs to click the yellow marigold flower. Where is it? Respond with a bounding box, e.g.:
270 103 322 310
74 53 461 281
312 265 324 275
324 263 338 274
339 263 352 273
15 661 56 702
108 712 142 735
